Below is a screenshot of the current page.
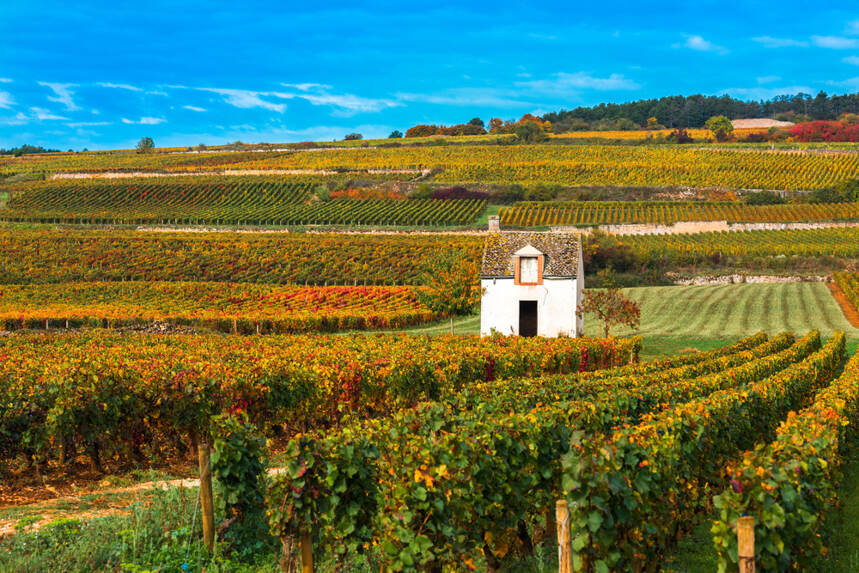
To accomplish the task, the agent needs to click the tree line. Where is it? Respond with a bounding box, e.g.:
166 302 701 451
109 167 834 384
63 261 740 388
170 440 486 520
543 91 859 132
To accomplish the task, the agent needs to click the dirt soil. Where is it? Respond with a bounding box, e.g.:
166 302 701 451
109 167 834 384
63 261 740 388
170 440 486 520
829 281 859 328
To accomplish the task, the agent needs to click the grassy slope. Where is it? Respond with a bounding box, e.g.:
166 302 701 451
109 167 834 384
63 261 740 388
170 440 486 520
390 282 859 359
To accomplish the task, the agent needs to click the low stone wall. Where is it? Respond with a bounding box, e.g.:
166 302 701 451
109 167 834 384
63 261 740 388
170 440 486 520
670 274 829 286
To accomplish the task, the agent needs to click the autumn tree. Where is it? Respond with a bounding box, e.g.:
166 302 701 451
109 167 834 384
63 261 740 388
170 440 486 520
514 121 549 143
577 275 641 337
417 251 482 334
136 137 155 154
705 115 734 142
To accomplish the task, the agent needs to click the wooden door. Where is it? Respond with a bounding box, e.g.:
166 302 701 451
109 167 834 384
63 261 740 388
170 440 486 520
519 300 538 337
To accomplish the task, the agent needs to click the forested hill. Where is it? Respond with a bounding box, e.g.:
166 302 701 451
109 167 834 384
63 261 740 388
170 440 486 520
543 92 859 130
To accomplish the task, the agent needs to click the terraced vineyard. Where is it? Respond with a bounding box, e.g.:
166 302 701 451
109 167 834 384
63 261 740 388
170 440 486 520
0 282 439 333
0 229 483 285
621 226 859 261
834 271 859 315
5 144 859 189
500 200 859 227
0 176 484 226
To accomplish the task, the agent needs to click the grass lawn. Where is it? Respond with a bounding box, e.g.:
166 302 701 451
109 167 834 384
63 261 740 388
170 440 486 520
385 282 859 359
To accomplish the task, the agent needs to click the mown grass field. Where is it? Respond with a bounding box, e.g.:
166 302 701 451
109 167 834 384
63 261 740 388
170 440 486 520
409 282 859 358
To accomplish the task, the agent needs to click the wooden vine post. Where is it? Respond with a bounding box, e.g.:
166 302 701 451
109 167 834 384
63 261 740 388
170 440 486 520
198 441 215 552
737 516 755 573
300 530 313 572
556 500 573 573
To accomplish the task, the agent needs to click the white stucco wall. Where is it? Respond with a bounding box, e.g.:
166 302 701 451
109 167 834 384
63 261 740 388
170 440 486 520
480 277 581 337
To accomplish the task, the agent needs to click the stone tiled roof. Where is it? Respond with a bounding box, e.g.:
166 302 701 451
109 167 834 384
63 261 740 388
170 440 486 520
481 232 581 277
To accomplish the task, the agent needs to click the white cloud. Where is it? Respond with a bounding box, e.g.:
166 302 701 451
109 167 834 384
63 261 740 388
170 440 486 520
197 88 286 112
0 78 11 83
97 82 143 92
183 105 207 112
717 85 814 100
757 75 781 84
282 83 332 91
0 112 28 126
275 84 401 115
676 35 728 54
66 121 112 127
847 20 859 35
121 117 166 125
828 77 859 89
30 107 69 120
147 90 168 96
752 36 808 48
395 87 531 108
845 56 859 65
812 35 858 49
0 92 13 109
517 72 641 92
37 82 79 110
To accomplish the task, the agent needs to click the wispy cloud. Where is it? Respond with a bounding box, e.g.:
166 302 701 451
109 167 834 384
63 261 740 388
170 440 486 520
196 88 286 112
811 35 858 49
30 106 69 120
517 72 641 92
282 83 332 91
848 20 859 35
0 92 13 109
718 85 814 100
37 82 79 110
275 84 401 115
0 78 11 83
675 35 728 54
757 75 780 84
121 117 166 125
98 82 143 92
395 87 531 108
827 77 859 89
0 112 29 126
66 121 112 127
183 105 207 112
752 36 808 48
844 56 859 66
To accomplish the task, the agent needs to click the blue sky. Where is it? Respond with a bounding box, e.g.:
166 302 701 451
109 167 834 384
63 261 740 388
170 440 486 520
2 1 859 149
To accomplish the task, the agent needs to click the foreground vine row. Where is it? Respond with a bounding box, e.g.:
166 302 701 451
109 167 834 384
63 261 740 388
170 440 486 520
0 332 638 470
267 331 835 570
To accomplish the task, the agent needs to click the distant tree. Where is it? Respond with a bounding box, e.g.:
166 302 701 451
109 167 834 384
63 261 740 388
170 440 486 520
646 116 660 129
388 130 403 138
578 284 641 338
405 124 440 138
705 115 734 142
417 251 482 334
136 137 155 154
468 117 485 128
513 121 549 143
667 128 694 144
344 133 363 141
615 117 639 131
197 143 207 151
488 118 504 133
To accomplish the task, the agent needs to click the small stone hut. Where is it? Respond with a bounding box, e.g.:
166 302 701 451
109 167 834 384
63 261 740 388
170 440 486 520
479 232 584 337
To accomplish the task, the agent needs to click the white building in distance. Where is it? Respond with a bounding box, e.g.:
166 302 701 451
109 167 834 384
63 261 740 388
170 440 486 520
480 232 584 337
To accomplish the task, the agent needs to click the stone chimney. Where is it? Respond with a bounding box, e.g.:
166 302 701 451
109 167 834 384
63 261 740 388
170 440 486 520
488 215 500 233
